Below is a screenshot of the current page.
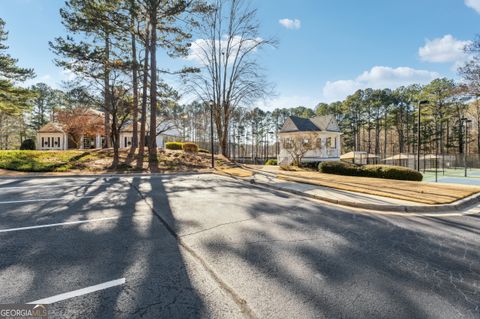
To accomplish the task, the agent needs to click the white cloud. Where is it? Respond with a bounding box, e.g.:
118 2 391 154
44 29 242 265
465 0 480 14
278 18 301 30
23 74 53 88
21 69 78 89
322 66 440 102
419 34 470 64
61 69 76 81
257 95 320 111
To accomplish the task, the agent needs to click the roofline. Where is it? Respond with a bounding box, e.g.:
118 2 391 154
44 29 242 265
278 130 341 134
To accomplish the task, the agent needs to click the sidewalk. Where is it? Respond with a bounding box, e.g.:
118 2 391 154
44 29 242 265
230 167 480 214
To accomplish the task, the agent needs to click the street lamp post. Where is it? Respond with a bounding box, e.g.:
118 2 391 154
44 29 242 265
435 121 439 183
417 100 428 172
461 118 472 177
209 100 214 168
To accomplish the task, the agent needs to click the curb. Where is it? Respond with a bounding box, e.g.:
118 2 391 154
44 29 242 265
234 167 480 214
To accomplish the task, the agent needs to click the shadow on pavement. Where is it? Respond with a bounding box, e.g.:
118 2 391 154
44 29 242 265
0 176 208 318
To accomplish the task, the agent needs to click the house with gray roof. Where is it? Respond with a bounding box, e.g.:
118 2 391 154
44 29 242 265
278 115 342 165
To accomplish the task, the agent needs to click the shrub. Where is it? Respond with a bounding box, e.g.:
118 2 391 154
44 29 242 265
20 139 35 150
182 142 199 153
301 161 321 169
265 159 277 165
319 161 422 181
165 142 183 150
363 165 423 181
319 161 359 176
198 148 210 154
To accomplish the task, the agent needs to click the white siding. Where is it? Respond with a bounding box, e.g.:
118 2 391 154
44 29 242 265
278 132 341 164
36 133 67 150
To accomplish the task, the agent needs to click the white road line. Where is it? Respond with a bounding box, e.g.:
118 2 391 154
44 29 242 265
0 196 96 204
0 181 125 190
0 216 119 233
0 183 103 190
28 278 126 304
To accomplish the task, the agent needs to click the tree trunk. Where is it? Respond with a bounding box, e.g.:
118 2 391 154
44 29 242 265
111 115 119 168
477 102 480 158
367 120 372 154
136 27 149 169
103 33 111 148
375 117 380 155
128 17 139 161
148 18 158 167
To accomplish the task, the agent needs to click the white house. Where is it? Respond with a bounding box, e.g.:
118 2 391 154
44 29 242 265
277 115 342 165
36 123 70 150
119 121 182 149
37 110 182 150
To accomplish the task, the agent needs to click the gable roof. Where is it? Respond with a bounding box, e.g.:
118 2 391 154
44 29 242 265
280 115 340 133
38 122 65 133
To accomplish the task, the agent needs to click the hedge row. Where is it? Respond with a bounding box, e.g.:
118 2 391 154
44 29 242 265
165 142 183 150
319 161 423 181
165 142 201 153
182 142 198 153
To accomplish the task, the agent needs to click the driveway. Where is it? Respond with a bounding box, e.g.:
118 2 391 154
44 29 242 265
0 174 479 318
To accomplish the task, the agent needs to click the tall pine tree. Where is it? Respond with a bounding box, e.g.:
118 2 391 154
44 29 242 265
0 18 35 115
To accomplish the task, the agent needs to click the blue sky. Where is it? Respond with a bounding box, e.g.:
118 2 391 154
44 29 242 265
0 0 479 110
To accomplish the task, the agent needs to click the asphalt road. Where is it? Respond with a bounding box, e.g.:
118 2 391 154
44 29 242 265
0 174 479 318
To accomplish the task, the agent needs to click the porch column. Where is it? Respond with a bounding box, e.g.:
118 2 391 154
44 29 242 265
336 136 340 157
79 135 84 149
95 134 101 149
63 134 67 150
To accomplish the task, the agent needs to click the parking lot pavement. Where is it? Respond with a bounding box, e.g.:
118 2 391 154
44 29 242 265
132 174 480 319
0 176 243 318
1 174 480 319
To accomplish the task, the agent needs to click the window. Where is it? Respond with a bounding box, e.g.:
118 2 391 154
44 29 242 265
283 138 292 149
326 137 332 148
316 138 322 148
42 137 45 147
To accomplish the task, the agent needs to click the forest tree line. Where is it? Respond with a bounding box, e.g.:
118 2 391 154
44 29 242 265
2 0 480 167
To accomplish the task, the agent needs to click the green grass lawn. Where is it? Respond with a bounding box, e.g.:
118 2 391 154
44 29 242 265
0 150 96 172
0 149 231 173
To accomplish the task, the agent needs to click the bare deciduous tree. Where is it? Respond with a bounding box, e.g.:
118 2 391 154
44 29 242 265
56 107 104 149
184 0 276 157
281 133 317 166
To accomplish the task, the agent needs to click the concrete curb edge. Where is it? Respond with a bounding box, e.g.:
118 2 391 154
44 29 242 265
234 166 480 214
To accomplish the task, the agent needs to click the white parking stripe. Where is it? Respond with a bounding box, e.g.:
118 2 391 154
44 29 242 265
28 278 126 304
0 217 119 233
0 196 96 204
1 186 92 190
